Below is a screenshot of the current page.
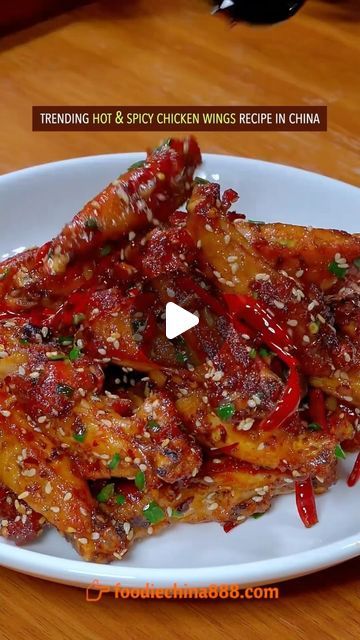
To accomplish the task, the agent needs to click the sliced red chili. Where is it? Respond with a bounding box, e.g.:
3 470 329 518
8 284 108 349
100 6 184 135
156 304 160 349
223 521 238 533
295 478 318 528
260 364 301 431
309 388 327 431
224 293 301 431
348 452 360 487
224 293 293 362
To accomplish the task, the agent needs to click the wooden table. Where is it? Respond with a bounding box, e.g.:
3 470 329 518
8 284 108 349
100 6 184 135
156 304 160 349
0 1 359 638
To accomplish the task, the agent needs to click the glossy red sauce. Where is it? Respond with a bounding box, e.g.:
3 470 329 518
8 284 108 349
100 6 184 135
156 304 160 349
0 484 44 545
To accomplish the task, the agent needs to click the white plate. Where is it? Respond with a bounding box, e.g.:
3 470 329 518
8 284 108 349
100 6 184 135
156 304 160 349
0 153 359 589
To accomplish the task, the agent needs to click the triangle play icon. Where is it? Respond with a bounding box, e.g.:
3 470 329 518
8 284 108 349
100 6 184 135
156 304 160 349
165 302 199 340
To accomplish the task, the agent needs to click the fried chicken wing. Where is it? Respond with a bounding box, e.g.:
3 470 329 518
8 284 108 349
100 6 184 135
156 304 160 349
43 137 201 275
0 394 128 561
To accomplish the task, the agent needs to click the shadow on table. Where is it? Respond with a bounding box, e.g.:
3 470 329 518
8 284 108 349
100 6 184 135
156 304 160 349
0 0 359 53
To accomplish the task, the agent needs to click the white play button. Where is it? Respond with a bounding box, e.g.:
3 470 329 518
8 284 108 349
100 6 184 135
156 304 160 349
165 302 199 340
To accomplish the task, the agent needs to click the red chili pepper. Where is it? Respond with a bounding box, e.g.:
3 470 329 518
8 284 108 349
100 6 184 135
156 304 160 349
223 521 238 533
224 293 293 363
309 388 327 431
178 277 250 336
260 364 301 431
224 293 301 431
178 276 225 317
348 452 360 487
295 478 318 528
34 241 52 265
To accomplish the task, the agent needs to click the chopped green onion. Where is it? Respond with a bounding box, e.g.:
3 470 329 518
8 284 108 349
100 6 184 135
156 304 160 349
308 422 322 432
147 420 161 432
248 348 257 359
328 260 347 279
335 444 346 460
19 338 29 345
73 313 85 326
143 501 165 525
56 383 74 397
216 402 236 421
115 494 126 505
128 160 145 170
252 512 265 519
107 453 121 471
96 483 115 503
58 336 73 346
135 470 145 491
259 347 271 358
69 346 81 362
278 239 296 248
85 218 99 230
194 176 209 184
171 508 184 518
100 245 112 257
73 429 87 443
175 351 189 364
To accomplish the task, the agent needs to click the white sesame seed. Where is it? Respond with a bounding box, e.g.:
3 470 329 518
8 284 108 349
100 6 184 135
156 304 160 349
274 300 285 310
237 418 255 431
45 482 52 495
308 300 319 311
287 319 298 327
18 491 29 500
22 468 36 477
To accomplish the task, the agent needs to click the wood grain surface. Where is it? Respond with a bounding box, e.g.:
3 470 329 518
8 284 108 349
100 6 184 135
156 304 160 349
0 1 359 638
